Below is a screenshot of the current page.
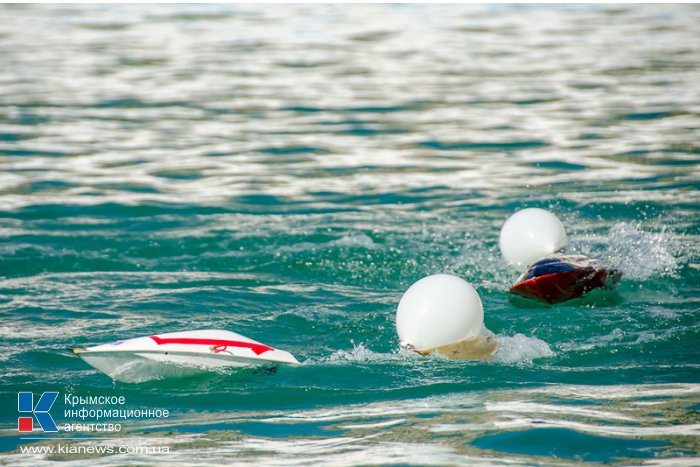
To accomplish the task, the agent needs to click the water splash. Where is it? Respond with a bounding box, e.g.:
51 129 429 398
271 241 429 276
491 333 555 363
331 234 376 249
317 336 555 366
318 341 418 365
602 223 682 280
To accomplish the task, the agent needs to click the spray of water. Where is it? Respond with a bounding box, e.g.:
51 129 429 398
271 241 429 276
602 223 681 280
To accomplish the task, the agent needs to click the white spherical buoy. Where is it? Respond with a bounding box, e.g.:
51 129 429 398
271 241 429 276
499 208 568 270
396 274 483 351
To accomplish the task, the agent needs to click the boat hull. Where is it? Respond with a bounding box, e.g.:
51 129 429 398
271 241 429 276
510 267 621 304
73 329 298 383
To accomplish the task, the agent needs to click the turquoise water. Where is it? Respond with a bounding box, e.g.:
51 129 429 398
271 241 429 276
0 3 699 465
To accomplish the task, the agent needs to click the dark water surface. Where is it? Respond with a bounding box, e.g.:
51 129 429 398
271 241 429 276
0 4 699 465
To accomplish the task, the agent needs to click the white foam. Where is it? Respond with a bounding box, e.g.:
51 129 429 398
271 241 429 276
522 383 700 400
485 400 635 421
318 341 418 365
431 418 700 437
491 333 555 363
315 334 554 366
341 418 406 430
330 234 376 249
643 459 700 466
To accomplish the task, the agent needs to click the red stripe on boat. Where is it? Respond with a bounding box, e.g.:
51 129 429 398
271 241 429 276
149 336 273 355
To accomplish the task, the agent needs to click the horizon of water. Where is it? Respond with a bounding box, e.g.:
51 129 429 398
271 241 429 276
0 3 699 466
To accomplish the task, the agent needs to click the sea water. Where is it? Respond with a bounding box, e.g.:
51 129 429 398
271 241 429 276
0 4 698 465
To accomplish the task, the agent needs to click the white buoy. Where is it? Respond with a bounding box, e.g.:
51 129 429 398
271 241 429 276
396 274 497 359
499 208 568 270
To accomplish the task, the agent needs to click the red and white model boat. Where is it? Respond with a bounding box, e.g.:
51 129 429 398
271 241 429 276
73 329 298 383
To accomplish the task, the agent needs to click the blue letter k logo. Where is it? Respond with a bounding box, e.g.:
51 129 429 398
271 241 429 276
18 392 59 432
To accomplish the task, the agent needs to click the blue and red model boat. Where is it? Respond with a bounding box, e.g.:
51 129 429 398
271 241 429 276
509 255 622 304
